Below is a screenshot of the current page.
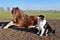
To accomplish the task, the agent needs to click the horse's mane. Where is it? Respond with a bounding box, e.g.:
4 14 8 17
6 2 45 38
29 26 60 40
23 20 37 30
12 7 28 18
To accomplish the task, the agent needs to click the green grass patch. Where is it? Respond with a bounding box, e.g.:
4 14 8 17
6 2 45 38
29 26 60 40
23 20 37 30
0 10 60 20
24 11 60 20
0 11 11 19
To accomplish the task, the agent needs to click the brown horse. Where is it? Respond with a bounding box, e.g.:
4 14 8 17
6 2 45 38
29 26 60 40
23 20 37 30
11 7 28 23
3 7 37 29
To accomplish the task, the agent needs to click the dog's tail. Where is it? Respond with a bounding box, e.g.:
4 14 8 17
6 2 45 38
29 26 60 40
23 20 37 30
52 29 55 34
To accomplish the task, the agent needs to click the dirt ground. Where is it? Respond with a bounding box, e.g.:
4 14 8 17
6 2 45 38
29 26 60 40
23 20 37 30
0 20 60 40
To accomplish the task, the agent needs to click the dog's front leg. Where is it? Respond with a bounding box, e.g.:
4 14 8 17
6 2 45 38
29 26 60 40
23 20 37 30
40 28 45 36
36 26 40 35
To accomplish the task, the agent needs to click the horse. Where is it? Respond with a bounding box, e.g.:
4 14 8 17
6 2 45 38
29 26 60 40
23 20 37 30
3 16 37 29
3 7 37 29
11 7 28 23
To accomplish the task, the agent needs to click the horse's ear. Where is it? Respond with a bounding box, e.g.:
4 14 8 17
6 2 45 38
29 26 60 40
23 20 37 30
12 8 14 10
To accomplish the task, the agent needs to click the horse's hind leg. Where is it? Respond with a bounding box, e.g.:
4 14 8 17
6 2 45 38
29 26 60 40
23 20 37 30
3 21 15 29
28 25 36 29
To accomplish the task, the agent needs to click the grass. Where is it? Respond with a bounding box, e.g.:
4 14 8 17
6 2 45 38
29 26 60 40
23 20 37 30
25 11 60 20
0 11 11 19
0 10 60 20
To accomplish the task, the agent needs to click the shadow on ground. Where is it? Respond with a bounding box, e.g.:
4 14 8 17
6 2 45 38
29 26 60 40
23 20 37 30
0 22 38 34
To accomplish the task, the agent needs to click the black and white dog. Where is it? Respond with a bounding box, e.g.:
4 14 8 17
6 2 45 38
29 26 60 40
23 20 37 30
36 15 55 36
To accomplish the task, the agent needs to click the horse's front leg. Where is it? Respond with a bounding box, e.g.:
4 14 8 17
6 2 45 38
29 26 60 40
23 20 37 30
3 21 16 29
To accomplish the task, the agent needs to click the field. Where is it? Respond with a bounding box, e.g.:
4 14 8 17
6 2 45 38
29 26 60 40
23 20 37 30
0 10 60 40
0 10 60 20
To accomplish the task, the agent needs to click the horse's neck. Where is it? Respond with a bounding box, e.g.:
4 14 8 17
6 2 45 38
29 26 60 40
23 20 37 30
21 13 24 19
18 10 28 19
19 10 24 19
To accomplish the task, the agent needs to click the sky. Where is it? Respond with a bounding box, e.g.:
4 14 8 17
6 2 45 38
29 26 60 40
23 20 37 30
0 0 60 10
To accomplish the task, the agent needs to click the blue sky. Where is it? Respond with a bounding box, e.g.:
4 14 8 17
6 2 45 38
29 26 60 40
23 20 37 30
0 0 60 10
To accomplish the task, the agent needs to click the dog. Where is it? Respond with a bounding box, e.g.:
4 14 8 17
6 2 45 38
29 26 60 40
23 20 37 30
35 15 55 36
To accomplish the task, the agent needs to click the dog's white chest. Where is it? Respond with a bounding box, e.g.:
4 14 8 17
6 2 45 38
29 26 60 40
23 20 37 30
38 19 43 29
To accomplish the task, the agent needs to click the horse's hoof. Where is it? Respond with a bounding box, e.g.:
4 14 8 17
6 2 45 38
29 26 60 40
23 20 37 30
2 24 4 29
2 26 8 29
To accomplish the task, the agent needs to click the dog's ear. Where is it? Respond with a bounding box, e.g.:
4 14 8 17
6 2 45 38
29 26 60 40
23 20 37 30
39 15 44 20
41 17 44 20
